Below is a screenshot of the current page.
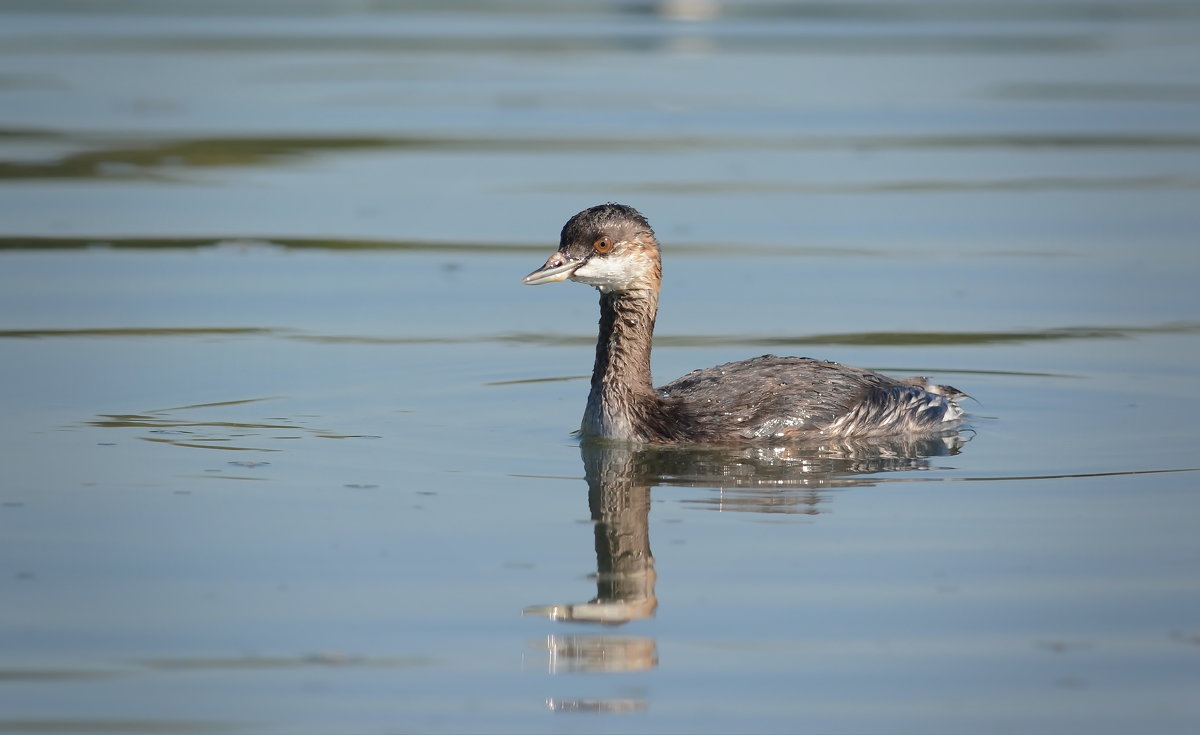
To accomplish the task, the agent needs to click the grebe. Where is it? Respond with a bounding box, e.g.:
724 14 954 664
523 203 966 444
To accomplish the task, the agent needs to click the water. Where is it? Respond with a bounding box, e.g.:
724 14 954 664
2 1 1200 733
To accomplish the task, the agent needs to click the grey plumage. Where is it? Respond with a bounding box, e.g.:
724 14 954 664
658 355 964 441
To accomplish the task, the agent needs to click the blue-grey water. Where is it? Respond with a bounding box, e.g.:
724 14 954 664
2 2 1200 734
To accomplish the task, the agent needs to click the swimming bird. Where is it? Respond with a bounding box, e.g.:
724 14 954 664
523 203 966 444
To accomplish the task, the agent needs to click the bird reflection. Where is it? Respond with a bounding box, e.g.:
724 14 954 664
530 635 658 675
524 430 969 679
666 432 968 513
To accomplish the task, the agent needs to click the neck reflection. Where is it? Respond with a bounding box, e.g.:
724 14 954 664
524 442 659 627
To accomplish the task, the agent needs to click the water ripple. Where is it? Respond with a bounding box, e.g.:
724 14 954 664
4 132 1200 182
6 322 1199 348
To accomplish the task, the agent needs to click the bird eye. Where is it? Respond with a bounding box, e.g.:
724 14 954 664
593 236 613 254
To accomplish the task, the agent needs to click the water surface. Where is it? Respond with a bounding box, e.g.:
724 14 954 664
2 2 1199 734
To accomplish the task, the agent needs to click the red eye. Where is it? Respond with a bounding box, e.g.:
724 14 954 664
593 236 613 254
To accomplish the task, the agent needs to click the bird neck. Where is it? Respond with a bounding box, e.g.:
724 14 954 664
584 287 663 439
